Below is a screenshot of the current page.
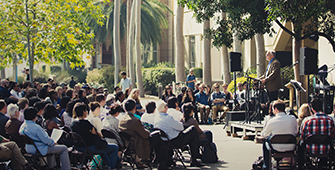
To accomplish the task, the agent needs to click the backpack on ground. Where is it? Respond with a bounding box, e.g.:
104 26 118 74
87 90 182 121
252 156 264 170
201 142 218 163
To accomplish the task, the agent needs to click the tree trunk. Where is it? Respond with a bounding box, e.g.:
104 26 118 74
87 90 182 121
126 0 132 75
221 13 230 84
233 33 242 53
128 1 136 87
292 23 308 105
135 0 144 97
255 34 265 77
13 54 17 82
113 0 121 87
175 6 185 83
203 19 212 85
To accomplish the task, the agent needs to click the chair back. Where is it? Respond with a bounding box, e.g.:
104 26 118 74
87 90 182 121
101 129 116 139
70 132 89 148
119 131 132 141
152 128 169 139
20 134 44 156
271 134 297 144
7 133 25 148
305 134 333 145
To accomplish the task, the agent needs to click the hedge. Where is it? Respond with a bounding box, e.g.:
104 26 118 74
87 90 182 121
142 67 175 95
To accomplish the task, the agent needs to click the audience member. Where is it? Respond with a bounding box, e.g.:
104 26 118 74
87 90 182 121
96 94 108 120
181 87 198 122
141 101 156 129
87 88 98 103
119 99 150 168
210 83 229 123
10 82 22 100
167 97 183 121
128 89 145 118
0 135 35 170
115 91 125 103
5 104 22 136
55 86 63 105
71 103 118 170
193 82 200 94
177 86 187 107
154 102 203 168
78 89 88 106
182 102 213 142
298 99 335 169
102 104 124 148
222 83 233 109
43 104 60 135
60 99 79 129
33 101 46 126
0 100 9 137
59 96 71 118
124 88 132 99
88 102 102 134
261 100 298 170
161 85 175 103
18 98 29 122
195 84 210 124
114 86 121 94
20 107 71 170
0 79 18 101
297 103 312 128
69 77 76 89
25 88 38 99
233 82 244 104
65 89 75 100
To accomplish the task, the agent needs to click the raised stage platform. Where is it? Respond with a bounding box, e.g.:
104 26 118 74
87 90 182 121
226 121 264 140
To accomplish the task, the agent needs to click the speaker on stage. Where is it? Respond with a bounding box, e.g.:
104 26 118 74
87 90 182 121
300 47 318 75
276 51 292 68
229 52 242 72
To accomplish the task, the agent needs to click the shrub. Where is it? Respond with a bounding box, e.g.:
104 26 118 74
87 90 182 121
50 65 61 73
67 67 87 83
86 66 124 91
228 73 257 94
192 67 203 78
34 69 48 83
142 67 175 95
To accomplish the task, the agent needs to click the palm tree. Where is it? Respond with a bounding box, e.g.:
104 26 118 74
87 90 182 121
114 0 121 87
175 5 185 83
87 0 171 87
135 0 144 97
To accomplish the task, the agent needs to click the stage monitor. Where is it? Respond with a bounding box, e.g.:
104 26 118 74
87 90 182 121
276 51 292 68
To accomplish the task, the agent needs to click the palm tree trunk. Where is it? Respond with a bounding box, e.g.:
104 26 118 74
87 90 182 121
175 6 185 83
221 13 230 84
135 0 144 97
255 33 265 77
203 19 212 85
126 0 132 76
128 1 136 87
113 0 121 87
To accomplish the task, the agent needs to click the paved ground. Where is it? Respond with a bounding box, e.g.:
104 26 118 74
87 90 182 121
130 98 264 170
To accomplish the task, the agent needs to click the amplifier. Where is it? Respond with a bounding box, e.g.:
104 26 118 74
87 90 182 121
225 111 251 123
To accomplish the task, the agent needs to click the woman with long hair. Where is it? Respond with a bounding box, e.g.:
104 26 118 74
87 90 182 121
128 89 145 118
43 104 60 135
297 103 312 128
161 85 175 102
78 89 88 105
181 87 198 122
124 88 132 99
182 102 213 143
88 101 102 134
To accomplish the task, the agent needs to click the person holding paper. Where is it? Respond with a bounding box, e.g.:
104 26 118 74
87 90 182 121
19 107 71 170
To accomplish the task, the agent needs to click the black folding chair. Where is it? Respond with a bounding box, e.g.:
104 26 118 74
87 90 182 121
303 134 334 169
119 131 137 169
155 129 187 169
269 134 297 170
70 132 101 170
20 134 54 169
101 129 117 139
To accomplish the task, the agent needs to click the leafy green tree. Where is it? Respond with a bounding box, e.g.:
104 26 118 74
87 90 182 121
0 0 104 84
178 0 335 103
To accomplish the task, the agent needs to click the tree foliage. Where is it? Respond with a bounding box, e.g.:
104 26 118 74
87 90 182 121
178 0 335 51
178 0 273 48
88 0 171 46
0 0 105 68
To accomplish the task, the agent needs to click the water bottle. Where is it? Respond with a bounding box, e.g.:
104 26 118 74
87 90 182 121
208 117 212 124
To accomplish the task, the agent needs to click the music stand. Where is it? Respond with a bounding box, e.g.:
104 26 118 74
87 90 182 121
290 80 306 109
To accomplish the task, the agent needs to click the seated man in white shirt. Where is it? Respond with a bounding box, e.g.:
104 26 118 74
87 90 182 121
10 82 22 100
141 101 156 132
260 100 298 170
166 97 183 121
154 102 202 168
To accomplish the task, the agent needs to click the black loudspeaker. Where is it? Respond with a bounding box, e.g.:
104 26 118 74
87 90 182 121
276 51 292 68
300 47 318 75
229 52 242 72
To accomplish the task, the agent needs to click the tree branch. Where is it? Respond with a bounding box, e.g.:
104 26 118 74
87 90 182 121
275 19 295 37
318 32 335 52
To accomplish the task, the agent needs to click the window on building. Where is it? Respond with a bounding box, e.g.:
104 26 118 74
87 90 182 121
141 43 158 65
189 36 196 68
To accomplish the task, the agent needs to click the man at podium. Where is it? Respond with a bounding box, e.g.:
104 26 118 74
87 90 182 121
260 50 282 103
